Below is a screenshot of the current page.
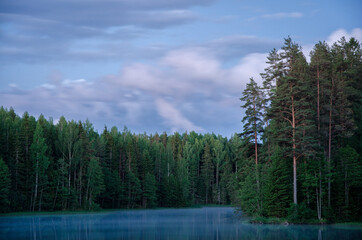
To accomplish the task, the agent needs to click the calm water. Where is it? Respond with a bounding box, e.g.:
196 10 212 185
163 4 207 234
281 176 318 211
1 207 361 240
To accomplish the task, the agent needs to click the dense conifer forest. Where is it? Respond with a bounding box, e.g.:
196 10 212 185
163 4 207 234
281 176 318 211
0 36 361 222
0 110 240 212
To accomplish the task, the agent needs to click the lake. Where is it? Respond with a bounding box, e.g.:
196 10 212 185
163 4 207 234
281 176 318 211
1 207 361 240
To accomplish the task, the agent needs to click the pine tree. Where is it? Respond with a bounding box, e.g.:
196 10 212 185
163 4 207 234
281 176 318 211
269 37 314 205
310 41 332 136
309 41 332 219
240 78 264 210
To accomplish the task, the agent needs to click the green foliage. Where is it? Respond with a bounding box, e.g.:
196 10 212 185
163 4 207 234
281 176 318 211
86 157 105 210
240 78 264 143
126 171 142 208
238 36 362 223
201 143 214 204
238 170 259 216
30 122 50 211
263 147 291 218
0 158 11 212
287 202 314 223
143 173 157 208
335 146 362 220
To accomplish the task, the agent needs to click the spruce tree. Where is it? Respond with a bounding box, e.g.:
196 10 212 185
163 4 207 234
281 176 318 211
263 146 291 217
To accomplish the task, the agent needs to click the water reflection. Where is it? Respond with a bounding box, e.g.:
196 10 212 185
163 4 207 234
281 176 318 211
1 207 361 240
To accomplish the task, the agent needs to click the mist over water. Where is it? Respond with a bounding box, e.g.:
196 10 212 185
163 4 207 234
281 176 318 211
1 207 361 240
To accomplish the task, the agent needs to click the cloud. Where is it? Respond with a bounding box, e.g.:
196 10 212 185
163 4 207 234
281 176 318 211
206 35 281 60
0 45 268 135
0 0 211 64
326 28 362 46
155 98 204 133
0 1 208 29
300 28 362 62
228 53 268 87
0 17 280 64
162 48 222 81
248 12 303 21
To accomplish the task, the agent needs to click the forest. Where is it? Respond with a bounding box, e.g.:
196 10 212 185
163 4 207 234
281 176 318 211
0 110 241 212
0 36 361 223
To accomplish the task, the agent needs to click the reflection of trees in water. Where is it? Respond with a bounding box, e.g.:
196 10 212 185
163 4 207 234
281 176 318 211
1 208 361 240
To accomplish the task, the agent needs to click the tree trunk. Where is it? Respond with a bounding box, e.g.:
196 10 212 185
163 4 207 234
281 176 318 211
292 95 297 205
235 162 237 179
254 98 260 210
128 152 131 172
316 185 320 220
216 164 220 204
68 152 72 196
317 67 320 132
319 169 322 219
33 153 39 212
327 81 333 208
86 178 90 208
79 164 83 206
345 166 349 209
53 179 59 210
315 171 322 220
205 185 208 205
39 188 43 212
15 147 19 191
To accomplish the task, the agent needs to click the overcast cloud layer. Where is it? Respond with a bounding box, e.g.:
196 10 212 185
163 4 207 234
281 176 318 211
0 0 361 136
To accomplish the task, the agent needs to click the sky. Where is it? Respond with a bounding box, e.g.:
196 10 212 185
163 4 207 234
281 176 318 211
0 0 361 137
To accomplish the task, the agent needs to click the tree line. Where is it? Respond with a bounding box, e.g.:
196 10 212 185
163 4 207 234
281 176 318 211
0 110 242 212
239 36 362 222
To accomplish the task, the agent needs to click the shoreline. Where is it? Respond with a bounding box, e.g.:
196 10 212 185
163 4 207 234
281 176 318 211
0 204 233 217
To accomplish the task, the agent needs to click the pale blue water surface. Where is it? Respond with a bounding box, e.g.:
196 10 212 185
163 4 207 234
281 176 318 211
1 207 361 240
